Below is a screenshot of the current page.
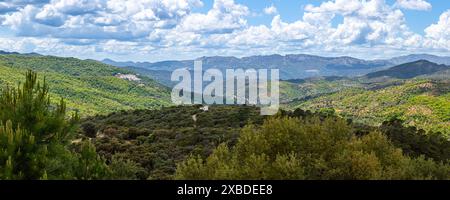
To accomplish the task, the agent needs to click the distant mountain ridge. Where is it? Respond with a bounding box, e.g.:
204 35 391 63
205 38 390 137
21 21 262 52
366 60 450 79
388 54 450 65
0 50 41 56
2 49 450 84
102 53 450 82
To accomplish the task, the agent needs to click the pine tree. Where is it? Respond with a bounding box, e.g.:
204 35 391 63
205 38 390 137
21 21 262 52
0 70 110 180
0 70 78 144
0 121 46 179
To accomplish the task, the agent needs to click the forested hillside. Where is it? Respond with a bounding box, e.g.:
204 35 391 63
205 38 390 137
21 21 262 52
295 79 449 136
280 77 363 103
281 62 449 136
0 54 171 115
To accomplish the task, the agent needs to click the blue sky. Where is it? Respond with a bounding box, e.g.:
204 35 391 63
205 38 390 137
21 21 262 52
237 0 449 33
0 0 449 62
199 0 449 34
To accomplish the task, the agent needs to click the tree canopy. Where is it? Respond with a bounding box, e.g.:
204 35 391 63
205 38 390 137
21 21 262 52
176 116 450 180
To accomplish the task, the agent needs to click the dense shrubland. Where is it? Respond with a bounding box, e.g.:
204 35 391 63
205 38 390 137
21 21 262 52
81 106 449 180
80 105 265 179
176 116 449 180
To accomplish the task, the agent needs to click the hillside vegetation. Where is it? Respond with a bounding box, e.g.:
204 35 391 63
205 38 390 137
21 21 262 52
280 77 363 103
292 79 449 136
0 55 171 115
1 55 449 180
177 116 449 180
79 106 450 180
79 105 265 179
281 61 449 136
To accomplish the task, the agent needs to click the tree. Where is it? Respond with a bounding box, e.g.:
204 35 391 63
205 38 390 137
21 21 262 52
81 122 97 138
380 118 450 162
176 116 450 180
0 121 46 179
0 70 110 180
72 141 111 180
0 70 78 143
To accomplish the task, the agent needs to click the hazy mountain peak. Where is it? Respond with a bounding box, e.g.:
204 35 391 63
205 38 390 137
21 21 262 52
366 60 449 79
0 50 41 56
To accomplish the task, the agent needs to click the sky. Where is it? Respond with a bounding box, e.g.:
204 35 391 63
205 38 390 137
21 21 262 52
0 0 449 62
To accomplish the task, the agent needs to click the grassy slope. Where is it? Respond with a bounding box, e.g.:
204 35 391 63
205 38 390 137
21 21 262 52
0 55 171 116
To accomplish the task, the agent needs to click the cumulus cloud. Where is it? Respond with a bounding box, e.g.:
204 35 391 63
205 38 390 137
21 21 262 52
395 0 431 11
2 0 203 40
264 5 277 15
0 0 448 61
424 10 450 48
177 0 249 34
289 0 422 49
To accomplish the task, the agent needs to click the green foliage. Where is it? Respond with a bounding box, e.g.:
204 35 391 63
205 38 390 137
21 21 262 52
176 117 450 180
81 122 97 138
72 141 111 180
80 105 265 180
0 71 77 143
0 121 45 179
281 77 362 104
108 154 145 180
380 119 450 162
1 54 447 180
0 71 110 180
296 79 450 136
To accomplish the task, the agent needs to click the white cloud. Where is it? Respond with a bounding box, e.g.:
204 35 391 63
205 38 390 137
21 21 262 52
395 0 431 11
228 25 275 47
178 0 249 34
424 10 450 48
2 0 203 40
270 15 319 45
0 0 448 61
264 5 277 15
293 0 422 49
